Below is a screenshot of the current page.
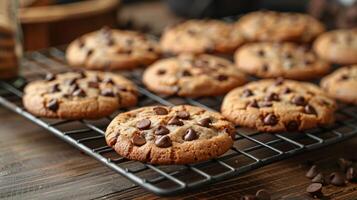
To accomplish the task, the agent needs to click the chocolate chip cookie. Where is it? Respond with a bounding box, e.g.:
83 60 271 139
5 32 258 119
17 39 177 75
143 54 247 97
66 27 160 70
23 71 138 119
234 42 330 80
221 79 337 132
321 65 357 104
313 29 357 65
105 105 235 164
236 11 325 43
160 20 245 54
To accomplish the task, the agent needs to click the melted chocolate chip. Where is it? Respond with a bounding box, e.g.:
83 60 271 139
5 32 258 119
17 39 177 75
305 105 317 115
45 73 55 81
132 134 146 146
242 89 253 97
50 84 60 93
291 96 306 106
47 99 59 112
155 125 170 135
184 128 198 141
88 81 99 88
157 69 166 75
155 135 172 148
177 111 190 119
136 119 151 130
217 75 228 81
198 117 211 127
168 117 184 126
263 114 278 126
264 92 279 101
248 99 259 108
101 88 115 97
153 106 168 115
73 88 86 97
286 121 299 131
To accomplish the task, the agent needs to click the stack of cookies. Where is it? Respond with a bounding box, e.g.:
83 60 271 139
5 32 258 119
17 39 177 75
0 1 18 79
22 10 357 165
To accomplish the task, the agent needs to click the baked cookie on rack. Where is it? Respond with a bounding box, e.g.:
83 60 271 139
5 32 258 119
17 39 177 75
160 20 245 54
66 27 160 70
313 29 357 65
321 65 357 104
234 42 330 80
143 54 247 97
23 71 138 119
221 78 337 132
105 105 235 164
236 11 325 43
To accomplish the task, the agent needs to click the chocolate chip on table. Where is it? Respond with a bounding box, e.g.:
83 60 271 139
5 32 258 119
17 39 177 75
338 158 352 172
153 106 168 115
155 135 172 148
217 75 228 81
255 189 271 200
240 194 257 200
50 84 60 93
304 105 317 115
286 121 299 131
330 172 346 186
47 99 59 112
198 117 211 127
157 69 166 75
136 119 151 130
168 117 184 126
177 111 190 119
132 134 146 146
101 88 115 97
242 89 253 97
103 77 114 84
346 167 357 182
45 73 55 81
264 92 279 101
312 173 327 185
291 96 306 106
73 88 86 97
248 99 259 108
88 81 99 88
154 125 170 135
184 128 198 141
306 183 323 198
306 165 319 179
263 114 278 126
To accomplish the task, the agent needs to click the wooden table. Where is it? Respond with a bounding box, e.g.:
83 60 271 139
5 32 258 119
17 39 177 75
0 106 356 200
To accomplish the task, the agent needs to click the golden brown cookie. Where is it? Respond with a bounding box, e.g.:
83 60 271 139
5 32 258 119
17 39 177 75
23 71 138 119
221 79 337 132
105 105 235 164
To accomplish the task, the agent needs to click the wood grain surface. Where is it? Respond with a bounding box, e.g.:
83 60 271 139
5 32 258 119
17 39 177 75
0 106 356 200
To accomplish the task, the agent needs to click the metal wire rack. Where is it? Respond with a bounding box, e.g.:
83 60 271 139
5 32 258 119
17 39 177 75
1 47 357 196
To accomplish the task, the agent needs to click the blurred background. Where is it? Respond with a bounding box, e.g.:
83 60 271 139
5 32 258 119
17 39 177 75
18 0 356 50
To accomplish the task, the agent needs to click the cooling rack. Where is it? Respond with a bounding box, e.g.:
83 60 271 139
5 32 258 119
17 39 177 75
0 47 357 196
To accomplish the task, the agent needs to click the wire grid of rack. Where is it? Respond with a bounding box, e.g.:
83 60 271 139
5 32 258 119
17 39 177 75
0 47 357 196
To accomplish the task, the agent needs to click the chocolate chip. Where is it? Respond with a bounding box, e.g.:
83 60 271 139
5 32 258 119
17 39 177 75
157 69 166 75
155 125 170 135
217 75 228 81
264 93 279 101
136 119 151 130
184 128 198 141
255 189 271 200
153 106 168 115
92 75 101 83
86 49 93 57
284 52 293 59
263 114 278 126
330 172 346 186
274 77 284 86
88 81 99 88
73 88 86 97
240 195 257 200
78 71 86 78
286 121 299 131
168 117 184 126
182 70 191 77
247 99 259 108
257 49 265 57
259 101 273 107
45 73 55 81
304 59 313 65
47 99 59 112
242 89 253 97
338 158 352 172
304 105 317 115
312 173 327 185
262 64 269 71
147 47 154 52
103 77 114 84
177 111 190 119
68 84 79 94
101 88 115 97
306 165 319 179
78 39 85 48
291 96 306 106
198 117 211 127
66 78 77 86
132 134 146 146
346 167 357 182
340 74 349 80
155 135 172 148
50 84 60 93
306 183 323 198
106 38 115 46
282 87 291 94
